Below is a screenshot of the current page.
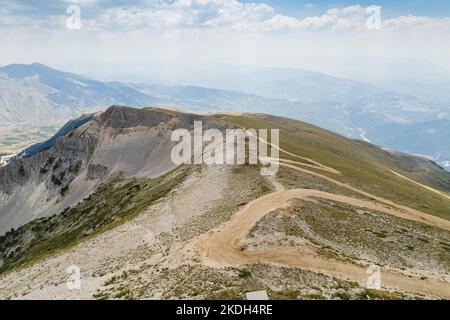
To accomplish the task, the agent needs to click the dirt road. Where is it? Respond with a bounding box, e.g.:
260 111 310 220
389 169 450 201
195 152 450 299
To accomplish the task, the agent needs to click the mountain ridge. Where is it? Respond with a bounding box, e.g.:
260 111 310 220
0 106 449 300
1 106 449 236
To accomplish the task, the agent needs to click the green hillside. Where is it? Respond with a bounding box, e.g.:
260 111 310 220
213 113 450 220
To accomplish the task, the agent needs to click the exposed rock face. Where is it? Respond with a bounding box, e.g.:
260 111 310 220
99 106 170 128
0 106 227 235
87 164 108 180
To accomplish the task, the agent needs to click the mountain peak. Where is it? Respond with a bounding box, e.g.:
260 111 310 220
29 62 57 72
99 105 172 129
0 62 64 79
1 62 51 69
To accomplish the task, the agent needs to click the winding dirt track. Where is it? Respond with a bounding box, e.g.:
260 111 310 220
278 162 450 232
194 147 450 299
388 169 450 201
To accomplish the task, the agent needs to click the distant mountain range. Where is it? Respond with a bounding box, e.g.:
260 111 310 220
293 57 450 105
0 63 448 170
0 63 155 125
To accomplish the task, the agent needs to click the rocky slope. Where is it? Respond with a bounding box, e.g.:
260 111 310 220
0 106 227 235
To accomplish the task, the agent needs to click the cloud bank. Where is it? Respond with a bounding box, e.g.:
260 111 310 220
1 0 449 73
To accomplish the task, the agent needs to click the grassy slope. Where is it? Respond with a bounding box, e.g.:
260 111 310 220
213 113 450 220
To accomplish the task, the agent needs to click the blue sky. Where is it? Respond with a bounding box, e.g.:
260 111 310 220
243 0 450 19
1 0 449 28
2 0 450 21
1 0 450 74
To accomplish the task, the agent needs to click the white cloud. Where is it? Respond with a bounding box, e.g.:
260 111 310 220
383 15 450 30
89 0 276 31
261 14 302 31
2 1 450 33
83 2 376 32
86 2 450 33
64 0 99 5
296 5 369 30
1 1 450 72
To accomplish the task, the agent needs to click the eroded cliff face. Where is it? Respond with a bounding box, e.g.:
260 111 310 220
0 119 99 235
0 106 227 235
